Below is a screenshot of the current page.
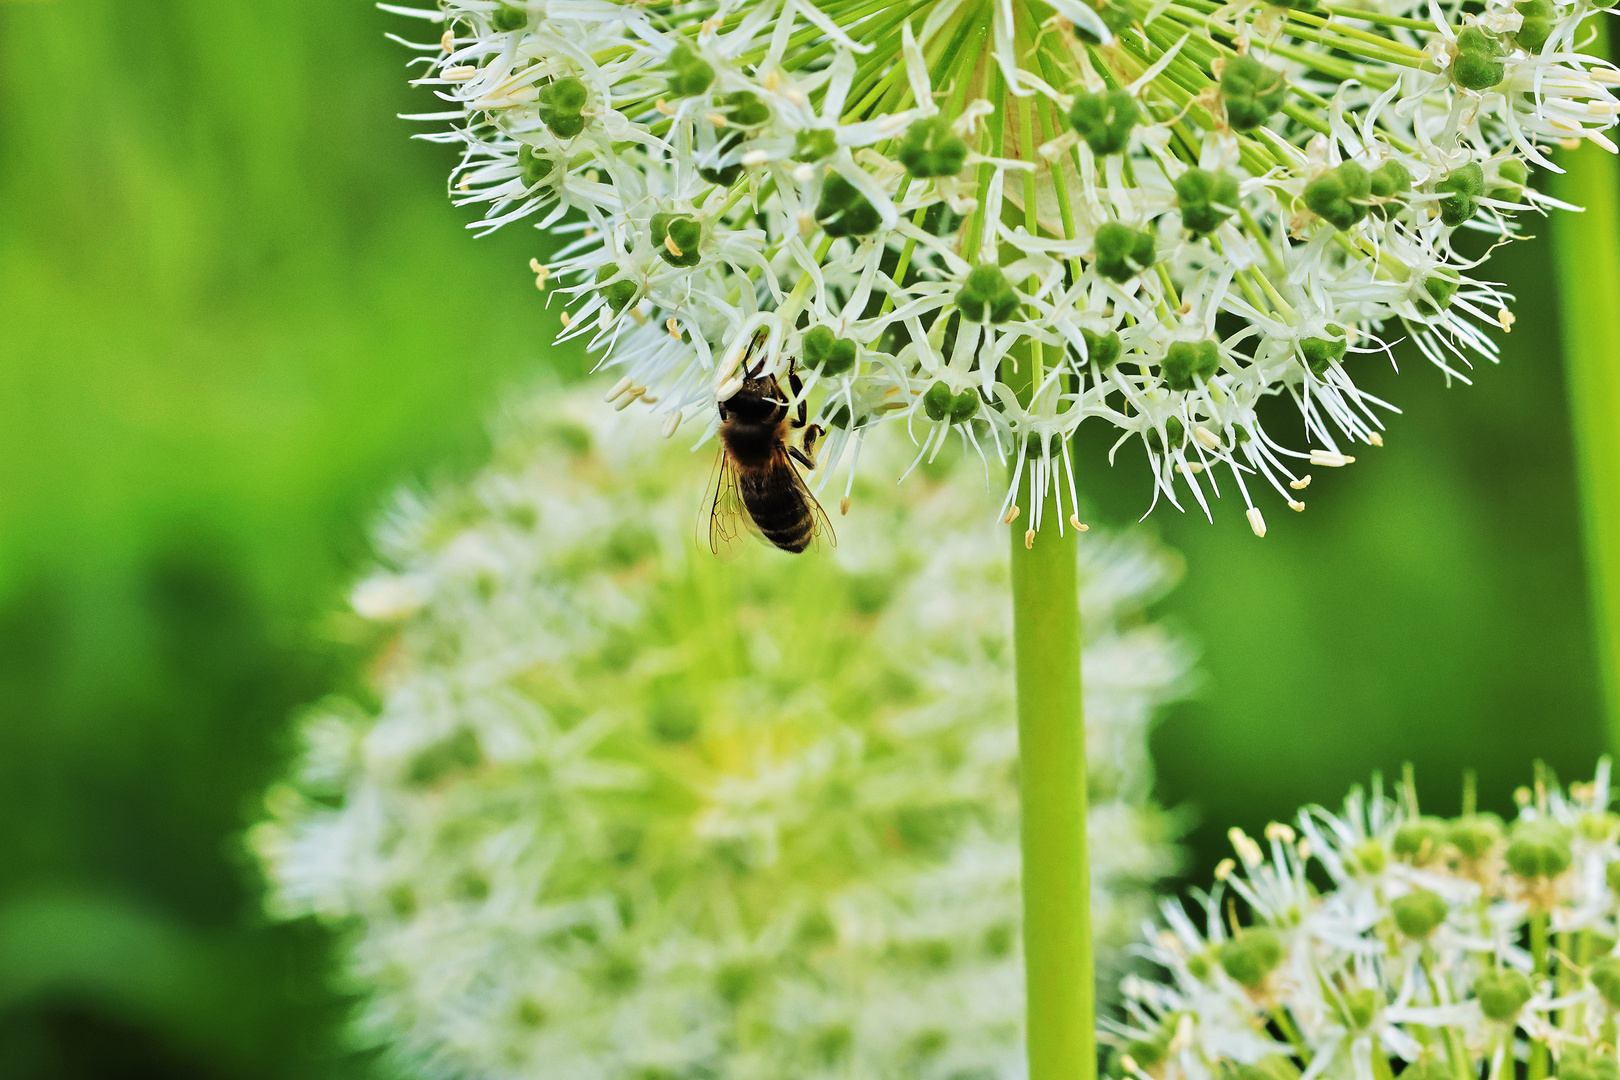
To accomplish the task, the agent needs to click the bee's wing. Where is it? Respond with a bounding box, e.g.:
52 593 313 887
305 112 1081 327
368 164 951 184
701 448 754 561
790 457 837 552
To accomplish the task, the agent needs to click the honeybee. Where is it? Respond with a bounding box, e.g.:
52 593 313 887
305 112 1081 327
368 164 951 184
707 349 834 556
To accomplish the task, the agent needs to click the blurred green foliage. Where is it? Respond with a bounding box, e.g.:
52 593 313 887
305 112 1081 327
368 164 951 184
0 0 1606 1076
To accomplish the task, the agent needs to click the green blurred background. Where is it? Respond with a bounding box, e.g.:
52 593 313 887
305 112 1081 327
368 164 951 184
0 0 1605 1076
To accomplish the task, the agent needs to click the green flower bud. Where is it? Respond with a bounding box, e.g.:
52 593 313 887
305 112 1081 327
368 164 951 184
1186 950 1211 980
899 115 970 179
1304 161 1373 231
1300 326 1347 376
650 212 704 268
1369 160 1412 217
1081 328 1123 368
518 144 555 188
1220 55 1288 133
1024 432 1065 460
1352 838 1387 875
956 264 1020 324
1592 957 1620 1009
1174 168 1241 236
1391 887 1448 938
1490 158 1530 201
1454 27 1506 91
1162 340 1221 391
1415 271 1460 315
1437 162 1487 226
1392 815 1449 866
492 3 528 31
595 265 638 314
1145 415 1186 454
1092 222 1157 282
1405 1058 1454 1080
794 129 838 162
720 90 769 127
924 382 981 424
1449 812 1504 859
666 44 715 98
1475 970 1533 1020
538 76 589 139
1560 1049 1620 1080
816 173 882 238
1338 986 1380 1030
1515 0 1554 53
1581 811 1620 842
1218 927 1284 988
1504 818 1574 879
803 326 858 377
1072 0 1135 44
1069 89 1140 156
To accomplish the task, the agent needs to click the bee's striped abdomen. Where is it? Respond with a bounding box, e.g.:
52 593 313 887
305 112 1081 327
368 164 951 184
738 464 815 553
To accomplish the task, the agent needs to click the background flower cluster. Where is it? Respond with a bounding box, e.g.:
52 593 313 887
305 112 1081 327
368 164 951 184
252 384 1193 1080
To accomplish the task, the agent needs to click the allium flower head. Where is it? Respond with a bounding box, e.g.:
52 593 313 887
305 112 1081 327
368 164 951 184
1112 761 1620 1080
391 0 1617 536
251 385 1191 1080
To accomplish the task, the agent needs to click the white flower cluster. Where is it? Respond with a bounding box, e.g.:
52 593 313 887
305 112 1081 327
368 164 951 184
251 384 1192 1080
1111 762 1620 1080
390 0 1617 537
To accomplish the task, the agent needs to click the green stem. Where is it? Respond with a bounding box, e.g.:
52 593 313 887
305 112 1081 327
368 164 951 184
1008 340 1094 1080
1549 15 1620 757
1530 911 1550 1080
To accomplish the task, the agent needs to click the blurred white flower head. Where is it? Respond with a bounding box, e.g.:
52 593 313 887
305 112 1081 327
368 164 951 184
252 384 1193 1080
389 0 1615 535
1111 761 1620 1080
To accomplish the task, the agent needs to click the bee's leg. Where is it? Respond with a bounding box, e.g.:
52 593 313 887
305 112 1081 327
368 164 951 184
787 364 808 429
790 424 824 470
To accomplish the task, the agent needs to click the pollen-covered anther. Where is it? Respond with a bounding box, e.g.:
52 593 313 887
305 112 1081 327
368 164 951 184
1247 507 1267 538
1175 461 1205 474
1265 822 1296 843
604 376 635 404
655 99 675 115
1070 514 1089 532
1290 475 1312 490
1121 1055 1141 1074
839 496 850 516
1229 827 1264 866
442 65 477 82
1289 500 1305 512
742 150 770 167
1193 426 1221 450
559 310 572 328
1369 433 1384 447
1025 529 1036 549
1214 857 1236 880
440 29 455 51
705 112 728 127
1297 838 1312 860
797 210 815 236
666 317 682 339
1310 450 1356 467
1003 505 1021 525
716 376 743 402
661 412 681 438
664 234 684 258
1498 308 1517 332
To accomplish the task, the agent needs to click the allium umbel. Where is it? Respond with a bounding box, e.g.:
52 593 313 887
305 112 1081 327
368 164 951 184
1112 762 1620 1080
392 0 1616 536
251 386 1192 1080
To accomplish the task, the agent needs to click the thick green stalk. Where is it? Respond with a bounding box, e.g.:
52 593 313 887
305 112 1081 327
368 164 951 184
1007 347 1094 1080
1010 502 1093 1080
1550 18 1620 755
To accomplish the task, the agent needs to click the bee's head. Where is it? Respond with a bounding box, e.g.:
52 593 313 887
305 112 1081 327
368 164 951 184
722 376 786 423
